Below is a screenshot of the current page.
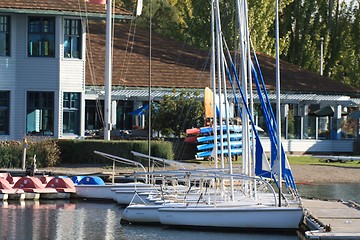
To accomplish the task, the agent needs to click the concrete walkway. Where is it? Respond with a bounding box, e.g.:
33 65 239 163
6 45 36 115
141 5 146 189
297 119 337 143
303 198 360 239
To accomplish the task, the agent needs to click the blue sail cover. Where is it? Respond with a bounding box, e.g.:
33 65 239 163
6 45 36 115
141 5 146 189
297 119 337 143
251 54 297 190
219 39 296 190
129 104 149 116
221 49 273 181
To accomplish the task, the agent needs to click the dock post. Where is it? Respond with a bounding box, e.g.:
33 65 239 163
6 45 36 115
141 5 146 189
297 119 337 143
112 160 115 184
21 138 28 170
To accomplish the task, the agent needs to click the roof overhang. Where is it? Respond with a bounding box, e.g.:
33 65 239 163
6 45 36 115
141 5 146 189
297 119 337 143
85 87 360 107
0 8 134 20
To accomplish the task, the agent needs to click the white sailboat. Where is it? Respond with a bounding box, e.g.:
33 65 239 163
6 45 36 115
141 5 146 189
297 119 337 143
120 0 304 230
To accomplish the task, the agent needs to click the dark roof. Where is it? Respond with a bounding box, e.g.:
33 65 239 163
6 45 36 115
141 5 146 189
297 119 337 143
0 0 131 17
86 22 211 89
254 52 359 95
86 22 359 95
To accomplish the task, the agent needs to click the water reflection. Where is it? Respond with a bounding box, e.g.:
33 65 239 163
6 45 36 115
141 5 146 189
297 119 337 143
298 183 360 202
0 200 299 240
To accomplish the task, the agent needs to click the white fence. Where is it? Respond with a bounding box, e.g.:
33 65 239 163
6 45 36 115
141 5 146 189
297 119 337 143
260 138 354 154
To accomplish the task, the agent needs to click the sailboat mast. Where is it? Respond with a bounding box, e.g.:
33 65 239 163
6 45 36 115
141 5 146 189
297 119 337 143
148 0 152 172
275 0 282 207
214 0 225 169
211 0 218 168
214 0 235 200
235 0 249 176
104 0 113 140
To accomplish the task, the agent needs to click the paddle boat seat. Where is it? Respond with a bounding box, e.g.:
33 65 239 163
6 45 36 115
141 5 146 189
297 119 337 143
46 178 76 193
0 178 24 194
76 176 105 185
13 176 57 193
0 172 21 185
40 176 55 184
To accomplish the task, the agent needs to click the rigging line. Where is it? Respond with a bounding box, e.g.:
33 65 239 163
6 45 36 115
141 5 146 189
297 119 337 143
249 41 297 190
87 32 105 126
82 2 105 126
111 0 117 81
76 0 104 127
118 0 143 81
170 3 213 85
120 21 138 81
172 94 200 160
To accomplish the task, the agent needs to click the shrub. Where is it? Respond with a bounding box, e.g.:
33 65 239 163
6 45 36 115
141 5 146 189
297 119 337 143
0 139 174 168
0 141 22 168
0 139 60 168
58 139 174 165
27 139 60 167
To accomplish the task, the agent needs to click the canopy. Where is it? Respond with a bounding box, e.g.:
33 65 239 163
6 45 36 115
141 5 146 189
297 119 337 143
310 106 334 117
310 106 348 117
348 110 360 119
129 104 149 116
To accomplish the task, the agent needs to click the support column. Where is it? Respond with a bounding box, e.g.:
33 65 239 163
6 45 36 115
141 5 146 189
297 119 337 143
303 104 309 139
282 104 289 139
111 100 117 130
334 105 342 139
133 102 143 129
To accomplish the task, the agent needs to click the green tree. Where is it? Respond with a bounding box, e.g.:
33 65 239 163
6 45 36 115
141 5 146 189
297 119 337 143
152 91 204 138
281 0 360 88
326 0 360 88
131 0 182 41
248 0 292 56
118 0 360 88
282 0 328 71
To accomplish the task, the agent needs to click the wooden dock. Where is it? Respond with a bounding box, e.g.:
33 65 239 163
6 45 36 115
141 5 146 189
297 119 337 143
302 198 360 239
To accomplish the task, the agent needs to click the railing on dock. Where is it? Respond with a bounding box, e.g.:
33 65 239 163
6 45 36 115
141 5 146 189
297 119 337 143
94 151 148 184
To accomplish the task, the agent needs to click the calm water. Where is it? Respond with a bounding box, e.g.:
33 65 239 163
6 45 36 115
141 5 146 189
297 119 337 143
0 200 299 240
0 184 359 240
297 183 360 202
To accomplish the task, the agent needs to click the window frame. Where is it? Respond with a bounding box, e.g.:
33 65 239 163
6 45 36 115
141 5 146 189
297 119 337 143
0 15 10 57
63 92 81 135
0 91 10 135
63 19 82 59
26 91 54 136
28 16 55 57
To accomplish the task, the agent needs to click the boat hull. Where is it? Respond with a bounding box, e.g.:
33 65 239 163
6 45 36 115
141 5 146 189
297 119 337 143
115 190 153 205
158 206 304 230
121 203 187 224
75 182 153 201
121 204 162 224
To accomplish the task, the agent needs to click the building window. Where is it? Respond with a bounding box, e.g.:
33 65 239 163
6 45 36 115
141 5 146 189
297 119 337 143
0 16 10 56
63 92 80 134
26 92 54 136
116 100 133 129
28 17 55 57
0 91 10 135
85 100 104 132
64 19 82 59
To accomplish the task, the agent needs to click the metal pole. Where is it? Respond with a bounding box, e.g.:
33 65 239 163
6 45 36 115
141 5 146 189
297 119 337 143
148 0 152 173
211 0 218 168
21 138 27 170
275 0 282 207
104 0 113 140
320 37 324 76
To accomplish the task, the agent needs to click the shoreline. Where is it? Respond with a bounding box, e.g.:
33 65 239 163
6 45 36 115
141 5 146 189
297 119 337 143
44 163 360 184
2 164 360 184
291 164 360 184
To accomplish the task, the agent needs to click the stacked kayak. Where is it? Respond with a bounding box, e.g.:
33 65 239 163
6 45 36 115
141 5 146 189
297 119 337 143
185 125 243 158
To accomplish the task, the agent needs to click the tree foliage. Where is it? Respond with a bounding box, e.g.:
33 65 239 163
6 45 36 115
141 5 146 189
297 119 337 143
118 0 360 88
152 91 204 138
282 0 360 88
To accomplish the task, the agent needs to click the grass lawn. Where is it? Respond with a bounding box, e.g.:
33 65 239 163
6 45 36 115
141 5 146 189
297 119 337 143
288 155 360 167
191 155 360 168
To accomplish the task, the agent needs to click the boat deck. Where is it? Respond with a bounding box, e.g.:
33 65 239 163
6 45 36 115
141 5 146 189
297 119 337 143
303 198 360 239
